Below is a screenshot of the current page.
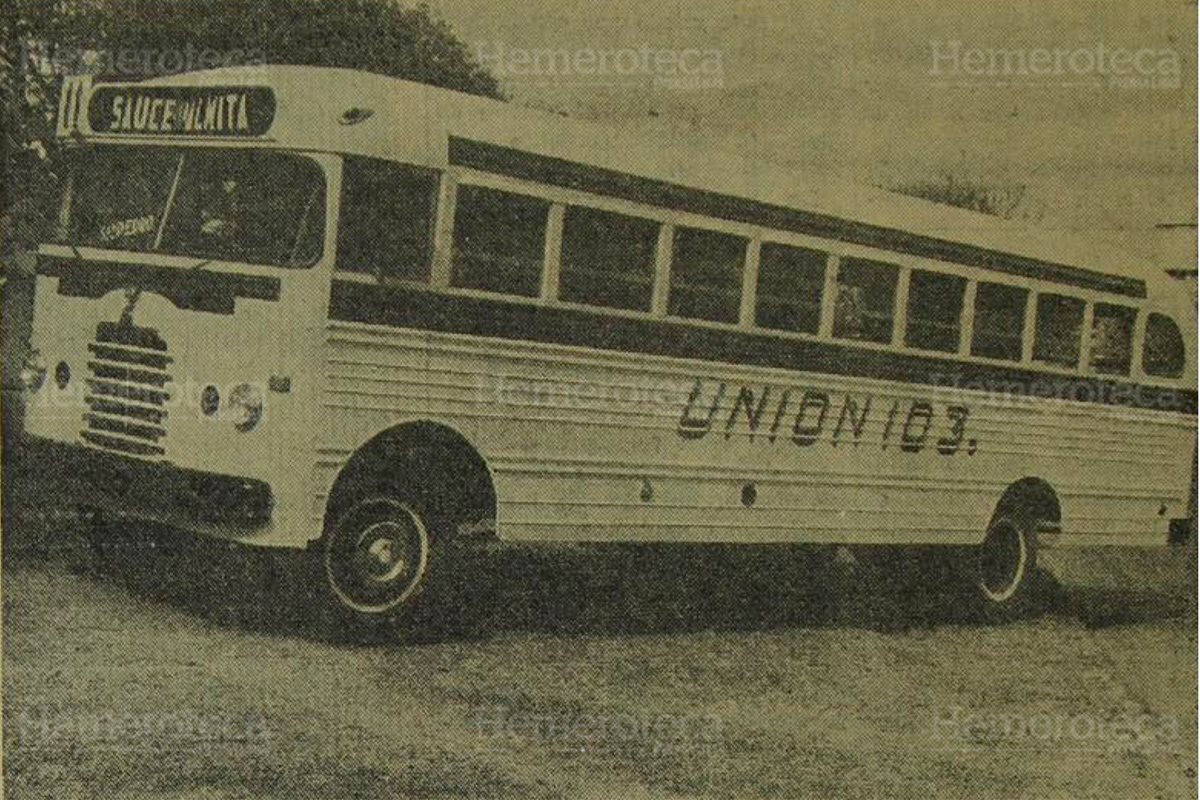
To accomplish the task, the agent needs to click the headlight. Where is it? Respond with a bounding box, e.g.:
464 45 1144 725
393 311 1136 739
227 383 263 432
20 351 47 392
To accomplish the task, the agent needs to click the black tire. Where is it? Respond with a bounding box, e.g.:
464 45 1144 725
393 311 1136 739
318 481 491 642
324 496 431 614
963 513 1039 621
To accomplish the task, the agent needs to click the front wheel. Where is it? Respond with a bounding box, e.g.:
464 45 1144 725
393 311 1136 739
324 497 432 617
318 492 491 641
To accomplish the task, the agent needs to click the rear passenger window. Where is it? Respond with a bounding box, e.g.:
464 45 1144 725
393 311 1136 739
1033 293 1085 367
451 184 548 297
1088 304 1136 375
337 157 438 280
905 270 965 352
755 242 826 334
559 206 659 312
971 282 1028 362
833 258 898 344
668 227 746 324
1143 313 1185 378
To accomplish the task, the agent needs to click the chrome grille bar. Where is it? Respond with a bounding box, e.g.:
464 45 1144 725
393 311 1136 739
81 321 171 459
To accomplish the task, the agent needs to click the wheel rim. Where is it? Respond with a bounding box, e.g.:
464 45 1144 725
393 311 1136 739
325 500 430 614
977 519 1028 603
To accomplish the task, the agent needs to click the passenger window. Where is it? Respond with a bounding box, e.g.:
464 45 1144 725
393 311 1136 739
451 184 548 297
1088 304 1136 375
832 258 898 344
905 270 965 353
1143 313 1185 378
755 242 826 334
337 157 438 280
560 206 659 312
1033 293 1086 367
970 282 1028 362
668 227 746 324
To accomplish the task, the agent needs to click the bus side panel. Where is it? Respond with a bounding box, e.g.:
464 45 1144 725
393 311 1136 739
316 319 1194 547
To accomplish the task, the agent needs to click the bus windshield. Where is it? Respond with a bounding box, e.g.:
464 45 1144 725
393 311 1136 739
55 145 326 268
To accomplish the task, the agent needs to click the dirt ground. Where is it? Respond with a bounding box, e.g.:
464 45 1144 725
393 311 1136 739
2 499 1196 800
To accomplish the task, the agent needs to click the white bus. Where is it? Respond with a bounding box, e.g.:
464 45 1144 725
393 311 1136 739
21 66 1197 629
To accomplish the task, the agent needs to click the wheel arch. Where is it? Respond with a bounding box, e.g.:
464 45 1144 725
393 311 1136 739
321 420 498 540
993 476 1062 532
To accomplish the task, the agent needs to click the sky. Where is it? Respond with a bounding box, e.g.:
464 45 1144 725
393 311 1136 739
426 0 1197 273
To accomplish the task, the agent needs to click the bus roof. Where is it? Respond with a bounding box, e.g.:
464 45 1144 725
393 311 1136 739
74 65 1183 306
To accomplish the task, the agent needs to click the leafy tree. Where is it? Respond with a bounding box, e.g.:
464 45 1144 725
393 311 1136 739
53 0 501 94
890 173 1040 222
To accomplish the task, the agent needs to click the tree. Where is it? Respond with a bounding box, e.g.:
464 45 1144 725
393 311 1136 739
54 0 501 95
889 173 1040 222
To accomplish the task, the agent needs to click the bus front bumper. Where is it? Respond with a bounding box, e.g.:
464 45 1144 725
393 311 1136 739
18 435 274 534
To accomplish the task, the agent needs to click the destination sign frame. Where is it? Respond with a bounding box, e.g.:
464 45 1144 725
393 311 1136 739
86 85 276 137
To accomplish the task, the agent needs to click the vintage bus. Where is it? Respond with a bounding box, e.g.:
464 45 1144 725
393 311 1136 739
20 66 1197 629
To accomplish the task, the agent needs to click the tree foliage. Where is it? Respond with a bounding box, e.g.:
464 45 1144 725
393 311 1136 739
43 0 501 95
890 173 1038 221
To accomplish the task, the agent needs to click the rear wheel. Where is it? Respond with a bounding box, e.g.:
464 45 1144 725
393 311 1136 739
966 514 1038 619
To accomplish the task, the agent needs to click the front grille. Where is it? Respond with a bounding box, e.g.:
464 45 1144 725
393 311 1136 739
81 321 172 458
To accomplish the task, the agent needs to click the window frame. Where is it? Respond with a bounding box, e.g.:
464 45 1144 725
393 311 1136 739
1141 311 1187 380
556 203 662 313
753 239 828 336
969 280 1030 363
1032 291 1087 369
56 143 330 269
405 166 1176 384
831 256 901 345
1086 302 1138 377
448 181 552 299
335 155 441 282
903 268 967 354
665 224 749 326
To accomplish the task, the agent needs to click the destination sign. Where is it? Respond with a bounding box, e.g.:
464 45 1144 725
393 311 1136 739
87 86 276 136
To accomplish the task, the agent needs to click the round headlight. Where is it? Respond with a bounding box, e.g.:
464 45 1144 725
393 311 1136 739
227 383 263 432
55 361 71 389
20 351 47 392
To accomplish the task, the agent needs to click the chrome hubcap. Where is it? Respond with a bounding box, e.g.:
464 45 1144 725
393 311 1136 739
326 500 430 614
358 522 412 584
